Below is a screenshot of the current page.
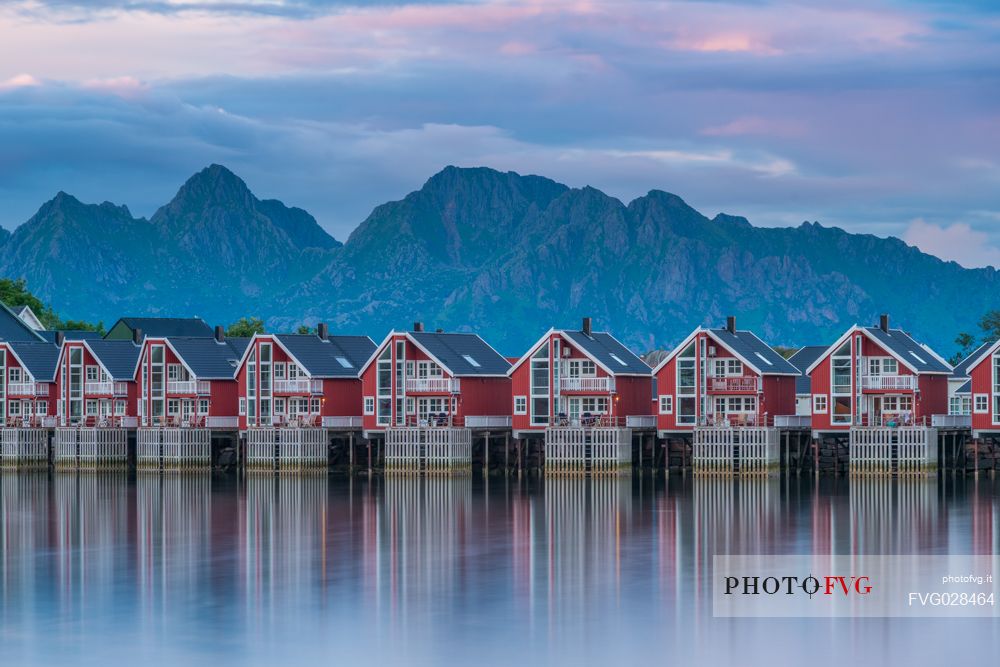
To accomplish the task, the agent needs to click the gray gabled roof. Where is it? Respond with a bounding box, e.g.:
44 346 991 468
955 380 971 394
274 334 375 378
85 339 142 380
562 330 650 375
952 341 991 379
709 328 800 375
864 326 951 373
409 332 510 376
39 330 104 343
787 345 828 395
107 317 212 339
0 302 47 342
167 337 249 379
8 341 60 381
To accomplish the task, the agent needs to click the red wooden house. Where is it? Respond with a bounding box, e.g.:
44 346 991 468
359 323 511 432
0 341 60 427
653 317 799 433
508 318 651 435
804 315 950 432
236 325 376 429
952 339 1000 435
55 337 141 426
134 326 249 428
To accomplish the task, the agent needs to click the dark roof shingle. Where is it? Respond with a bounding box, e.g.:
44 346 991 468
274 334 375 377
864 327 950 373
710 328 800 375
787 345 828 394
168 337 248 379
107 317 212 339
85 340 142 380
0 303 46 343
562 330 650 375
952 341 991 379
409 332 510 376
8 341 60 381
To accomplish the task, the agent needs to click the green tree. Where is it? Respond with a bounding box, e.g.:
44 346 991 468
0 278 60 328
950 332 977 364
772 345 799 360
61 319 106 334
978 310 1000 345
226 317 266 337
296 325 316 335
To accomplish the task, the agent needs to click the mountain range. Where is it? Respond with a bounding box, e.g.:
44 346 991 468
1 163 996 356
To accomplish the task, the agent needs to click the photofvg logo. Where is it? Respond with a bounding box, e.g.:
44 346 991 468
724 574 872 598
713 555 999 618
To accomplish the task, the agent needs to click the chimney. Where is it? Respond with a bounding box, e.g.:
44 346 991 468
414 321 424 333
55 331 65 347
436 328 444 333
582 317 592 336
880 313 889 333
317 322 329 341
214 325 225 343
726 316 736 334
133 327 143 345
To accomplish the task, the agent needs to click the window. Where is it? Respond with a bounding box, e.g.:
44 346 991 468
676 342 697 425
274 362 286 380
580 397 608 414
239 398 247 415
658 395 673 414
86 365 99 382
406 361 415 377
8 367 20 383
831 396 852 424
167 364 181 381
274 397 286 415
831 357 851 394
288 363 300 379
568 360 597 377
530 343 550 426
406 397 415 414
993 354 1000 393
114 400 126 416
715 359 742 376
813 395 828 413
609 353 627 367
364 396 375 415
974 394 989 414
462 354 481 368
514 396 527 415
311 397 321 414
9 401 20 416
754 352 773 366
36 402 47 416
336 356 353 369
85 399 97 416
949 396 969 416
167 399 180 415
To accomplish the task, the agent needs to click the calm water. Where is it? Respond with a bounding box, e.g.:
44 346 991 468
1 472 998 666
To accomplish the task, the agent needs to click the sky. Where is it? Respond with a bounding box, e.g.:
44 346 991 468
0 0 998 266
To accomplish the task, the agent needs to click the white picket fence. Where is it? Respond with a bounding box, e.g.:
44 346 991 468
53 428 128 470
245 428 329 473
544 427 632 475
692 427 779 476
384 427 472 474
849 426 937 475
137 428 212 471
0 428 48 469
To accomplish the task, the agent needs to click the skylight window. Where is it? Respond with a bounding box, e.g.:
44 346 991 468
754 352 773 366
609 353 628 366
908 351 926 365
462 354 481 368
335 356 353 369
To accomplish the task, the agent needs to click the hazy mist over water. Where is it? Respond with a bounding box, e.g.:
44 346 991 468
1 473 998 666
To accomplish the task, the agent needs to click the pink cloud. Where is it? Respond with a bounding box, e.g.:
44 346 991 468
0 73 40 91
903 218 1000 269
701 117 807 138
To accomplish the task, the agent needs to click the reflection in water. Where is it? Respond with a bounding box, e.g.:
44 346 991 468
0 473 997 666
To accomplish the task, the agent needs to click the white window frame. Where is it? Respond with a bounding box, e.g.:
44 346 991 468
974 394 989 414
239 397 247 415
658 395 673 414
114 400 126 416
514 395 527 415
813 394 828 414
364 396 375 415
274 362 286 380
310 397 321 414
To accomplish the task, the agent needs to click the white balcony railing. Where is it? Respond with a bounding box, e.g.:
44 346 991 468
465 415 512 428
709 376 761 392
273 378 324 394
7 381 49 396
860 374 917 390
559 376 615 392
84 381 128 395
625 415 657 428
931 414 972 428
206 416 239 428
405 377 461 393
322 415 363 428
774 415 811 428
166 380 211 394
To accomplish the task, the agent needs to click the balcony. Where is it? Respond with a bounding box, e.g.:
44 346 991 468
322 415 364 428
465 415 512 428
84 381 129 396
860 374 916 391
708 376 760 392
166 379 211 395
7 381 49 396
931 414 971 428
559 376 615 392
405 377 460 393
273 378 324 394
